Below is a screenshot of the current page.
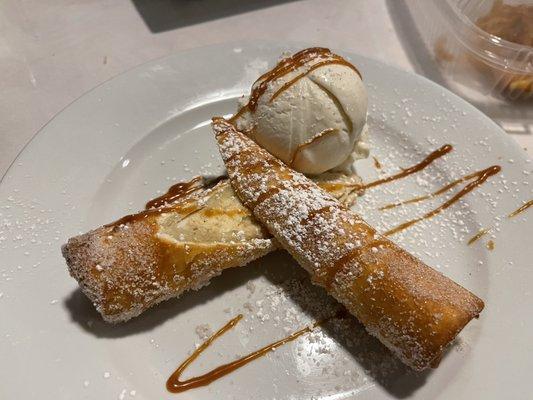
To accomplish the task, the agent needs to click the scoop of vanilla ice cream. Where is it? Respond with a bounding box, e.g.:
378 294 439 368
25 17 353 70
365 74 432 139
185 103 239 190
237 62 368 175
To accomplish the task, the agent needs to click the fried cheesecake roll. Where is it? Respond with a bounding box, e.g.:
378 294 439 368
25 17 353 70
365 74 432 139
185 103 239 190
213 117 484 371
62 175 361 323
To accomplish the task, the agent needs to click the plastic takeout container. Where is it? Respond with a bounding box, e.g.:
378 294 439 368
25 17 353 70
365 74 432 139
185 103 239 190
405 0 533 134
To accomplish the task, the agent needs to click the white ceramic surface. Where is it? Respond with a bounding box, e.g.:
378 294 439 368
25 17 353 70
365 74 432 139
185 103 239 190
0 42 531 400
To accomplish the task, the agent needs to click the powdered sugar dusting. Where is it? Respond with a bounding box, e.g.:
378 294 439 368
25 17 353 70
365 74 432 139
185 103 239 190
62 165 361 323
214 118 485 370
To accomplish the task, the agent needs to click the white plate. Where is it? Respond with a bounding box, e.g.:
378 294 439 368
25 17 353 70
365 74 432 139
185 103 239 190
0 42 531 400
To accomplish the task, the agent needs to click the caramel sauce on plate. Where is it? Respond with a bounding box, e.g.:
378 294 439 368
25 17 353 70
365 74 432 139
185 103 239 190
467 227 491 245
507 199 533 218
380 166 502 211
468 199 533 245
166 314 324 394
330 143 502 238
355 144 452 192
384 165 501 236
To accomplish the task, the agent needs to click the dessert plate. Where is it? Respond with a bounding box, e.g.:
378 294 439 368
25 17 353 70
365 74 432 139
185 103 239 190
0 42 531 399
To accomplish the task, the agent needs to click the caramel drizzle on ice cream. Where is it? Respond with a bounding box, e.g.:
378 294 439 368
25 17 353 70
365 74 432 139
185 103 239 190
229 47 361 123
288 128 338 167
269 58 360 102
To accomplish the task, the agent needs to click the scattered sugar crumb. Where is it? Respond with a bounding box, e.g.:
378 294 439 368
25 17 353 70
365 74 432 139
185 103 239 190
195 324 213 340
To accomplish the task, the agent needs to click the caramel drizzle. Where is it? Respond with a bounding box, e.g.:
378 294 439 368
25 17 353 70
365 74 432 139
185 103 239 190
202 208 248 218
229 47 361 123
468 199 533 245
104 176 229 229
105 204 201 230
270 59 360 102
303 205 334 223
104 177 206 229
288 128 338 167
354 144 453 192
229 106 247 124
507 199 533 218
373 156 382 169
223 146 261 166
166 314 322 393
467 227 491 245
145 176 204 209
319 247 362 289
379 167 498 211
251 187 281 209
320 238 387 289
384 165 501 236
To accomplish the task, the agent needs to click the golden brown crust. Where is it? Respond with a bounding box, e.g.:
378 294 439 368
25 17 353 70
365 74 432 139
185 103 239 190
62 179 275 323
213 117 484 371
63 176 361 323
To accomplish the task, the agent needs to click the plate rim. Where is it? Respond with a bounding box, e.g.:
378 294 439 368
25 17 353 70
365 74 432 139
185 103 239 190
2 39 526 186
1 40 531 399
